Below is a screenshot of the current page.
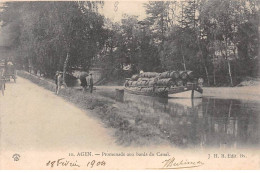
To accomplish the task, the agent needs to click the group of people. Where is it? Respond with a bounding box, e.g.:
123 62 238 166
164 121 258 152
0 59 15 94
55 71 93 95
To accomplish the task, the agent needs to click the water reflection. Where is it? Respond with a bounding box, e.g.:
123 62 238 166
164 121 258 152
117 93 259 148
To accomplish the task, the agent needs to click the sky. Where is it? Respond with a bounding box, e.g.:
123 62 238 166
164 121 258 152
99 1 147 22
0 1 148 46
0 1 146 23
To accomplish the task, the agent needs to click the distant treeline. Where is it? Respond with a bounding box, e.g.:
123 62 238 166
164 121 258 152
0 0 259 86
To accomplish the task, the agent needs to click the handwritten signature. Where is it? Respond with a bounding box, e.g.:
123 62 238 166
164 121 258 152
162 157 204 169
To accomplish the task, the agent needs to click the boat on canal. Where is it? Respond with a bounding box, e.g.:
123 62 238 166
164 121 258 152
124 71 203 98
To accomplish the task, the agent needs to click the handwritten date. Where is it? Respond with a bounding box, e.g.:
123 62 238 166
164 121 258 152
87 160 106 168
46 158 80 168
46 158 106 168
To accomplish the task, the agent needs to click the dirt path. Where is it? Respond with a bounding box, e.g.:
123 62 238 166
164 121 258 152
0 77 176 169
0 77 118 152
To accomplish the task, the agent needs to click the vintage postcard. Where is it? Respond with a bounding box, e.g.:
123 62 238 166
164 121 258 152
0 0 259 170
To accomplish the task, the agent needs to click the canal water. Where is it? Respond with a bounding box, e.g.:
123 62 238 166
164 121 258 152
97 89 259 149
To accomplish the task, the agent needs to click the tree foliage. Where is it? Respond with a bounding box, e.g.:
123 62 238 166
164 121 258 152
0 1 259 86
0 1 105 78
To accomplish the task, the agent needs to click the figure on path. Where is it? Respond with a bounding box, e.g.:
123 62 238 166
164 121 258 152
55 71 63 95
80 72 88 92
89 73 93 93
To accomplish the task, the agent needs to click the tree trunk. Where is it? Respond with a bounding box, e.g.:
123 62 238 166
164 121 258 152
213 67 216 86
228 100 233 118
197 44 210 86
180 45 187 71
213 55 216 86
204 63 210 86
196 15 210 86
227 60 233 86
63 52 69 87
224 37 233 86
161 12 164 44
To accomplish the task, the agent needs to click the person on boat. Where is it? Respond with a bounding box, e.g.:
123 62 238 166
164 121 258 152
7 61 13 66
89 73 94 93
198 77 204 87
124 79 129 87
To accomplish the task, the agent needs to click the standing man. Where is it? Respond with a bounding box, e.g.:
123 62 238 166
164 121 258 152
56 72 63 95
0 68 6 92
89 73 93 93
55 71 59 93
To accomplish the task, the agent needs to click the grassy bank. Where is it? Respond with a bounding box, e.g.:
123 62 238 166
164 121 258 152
17 71 172 147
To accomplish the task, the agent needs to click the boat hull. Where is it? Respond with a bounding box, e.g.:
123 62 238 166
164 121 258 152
124 85 203 98
168 89 202 98
124 87 168 97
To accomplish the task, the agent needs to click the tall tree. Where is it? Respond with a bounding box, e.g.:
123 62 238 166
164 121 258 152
200 0 259 86
0 1 106 82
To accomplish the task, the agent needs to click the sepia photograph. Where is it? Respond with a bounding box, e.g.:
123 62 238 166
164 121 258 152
0 0 259 170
